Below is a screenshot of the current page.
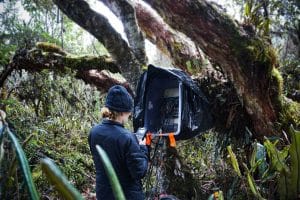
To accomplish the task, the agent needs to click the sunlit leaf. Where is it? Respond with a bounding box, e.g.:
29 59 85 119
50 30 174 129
41 157 84 200
227 145 241 177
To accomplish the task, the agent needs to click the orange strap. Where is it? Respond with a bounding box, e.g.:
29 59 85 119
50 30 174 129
168 133 176 147
146 133 152 146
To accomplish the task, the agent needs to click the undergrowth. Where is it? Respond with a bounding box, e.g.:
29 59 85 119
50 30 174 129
1 71 101 199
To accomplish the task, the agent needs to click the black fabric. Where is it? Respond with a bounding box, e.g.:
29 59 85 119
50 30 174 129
133 64 214 140
105 85 134 112
88 119 148 200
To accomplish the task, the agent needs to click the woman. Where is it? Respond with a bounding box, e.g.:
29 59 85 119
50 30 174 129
88 85 148 200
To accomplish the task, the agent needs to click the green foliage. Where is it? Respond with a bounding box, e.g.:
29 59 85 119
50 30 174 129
1 71 101 198
280 58 300 100
0 43 16 67
0 0 298 199
227 144 267 199
235 0 300 102
41 158 84 200
0 0 109 198
263 139 289 173
176 133 255 199
36 42 67 55
225 127 300 200
1 126 40 199
185 59 203 74
243 0 270 36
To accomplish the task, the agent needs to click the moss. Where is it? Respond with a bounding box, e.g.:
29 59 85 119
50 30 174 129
64 55 97 69
186 59 202 74
186 60 193 73
279 98 300 130
271 68 284 96
230 33 277 79
246 40 276 73
173 41 183 50
36 42 67 56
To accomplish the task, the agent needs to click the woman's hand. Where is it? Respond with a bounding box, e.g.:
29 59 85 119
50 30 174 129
135 127 147 145
138 137 146 145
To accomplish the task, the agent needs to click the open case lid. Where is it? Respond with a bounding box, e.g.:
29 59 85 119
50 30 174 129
143 78 183 135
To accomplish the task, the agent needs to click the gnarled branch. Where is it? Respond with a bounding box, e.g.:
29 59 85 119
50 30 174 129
53 0 142 87
1 46 131 94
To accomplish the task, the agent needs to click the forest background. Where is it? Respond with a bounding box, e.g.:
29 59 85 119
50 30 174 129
0 0 299 199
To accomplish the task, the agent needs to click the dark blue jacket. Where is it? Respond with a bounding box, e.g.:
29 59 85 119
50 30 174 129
88 119 148 200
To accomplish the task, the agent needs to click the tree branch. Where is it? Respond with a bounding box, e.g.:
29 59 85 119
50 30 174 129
12 48 120 73
76 70 132 94
53 0 142 87
100 0 147 64
1 46 131 94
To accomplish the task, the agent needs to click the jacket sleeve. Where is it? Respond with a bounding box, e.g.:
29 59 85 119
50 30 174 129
124 134 149 180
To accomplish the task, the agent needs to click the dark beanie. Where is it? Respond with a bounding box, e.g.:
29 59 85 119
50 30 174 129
105 85 133 112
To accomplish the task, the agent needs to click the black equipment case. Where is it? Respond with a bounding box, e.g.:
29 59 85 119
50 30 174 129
133 65 213 140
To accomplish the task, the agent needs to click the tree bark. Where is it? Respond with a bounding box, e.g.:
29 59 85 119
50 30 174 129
134 1 204 72
145 0 280 138
100 0 147 64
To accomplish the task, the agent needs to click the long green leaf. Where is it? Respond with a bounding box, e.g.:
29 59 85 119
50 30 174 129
227 145 241 177
250 143 257 169
7 128 39 200
278 170 289 200
244 2 251 17
243 163 266 200
96 145 126 200
288 125 300 199
40 158 84 200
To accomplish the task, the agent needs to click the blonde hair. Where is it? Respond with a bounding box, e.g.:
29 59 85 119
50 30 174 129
101 107 122 120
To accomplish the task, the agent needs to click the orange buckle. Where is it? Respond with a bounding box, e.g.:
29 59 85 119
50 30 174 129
146 133 152 146
168 133 176 147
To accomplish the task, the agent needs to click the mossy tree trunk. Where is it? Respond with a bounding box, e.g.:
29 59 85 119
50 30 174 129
144 0 281 139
